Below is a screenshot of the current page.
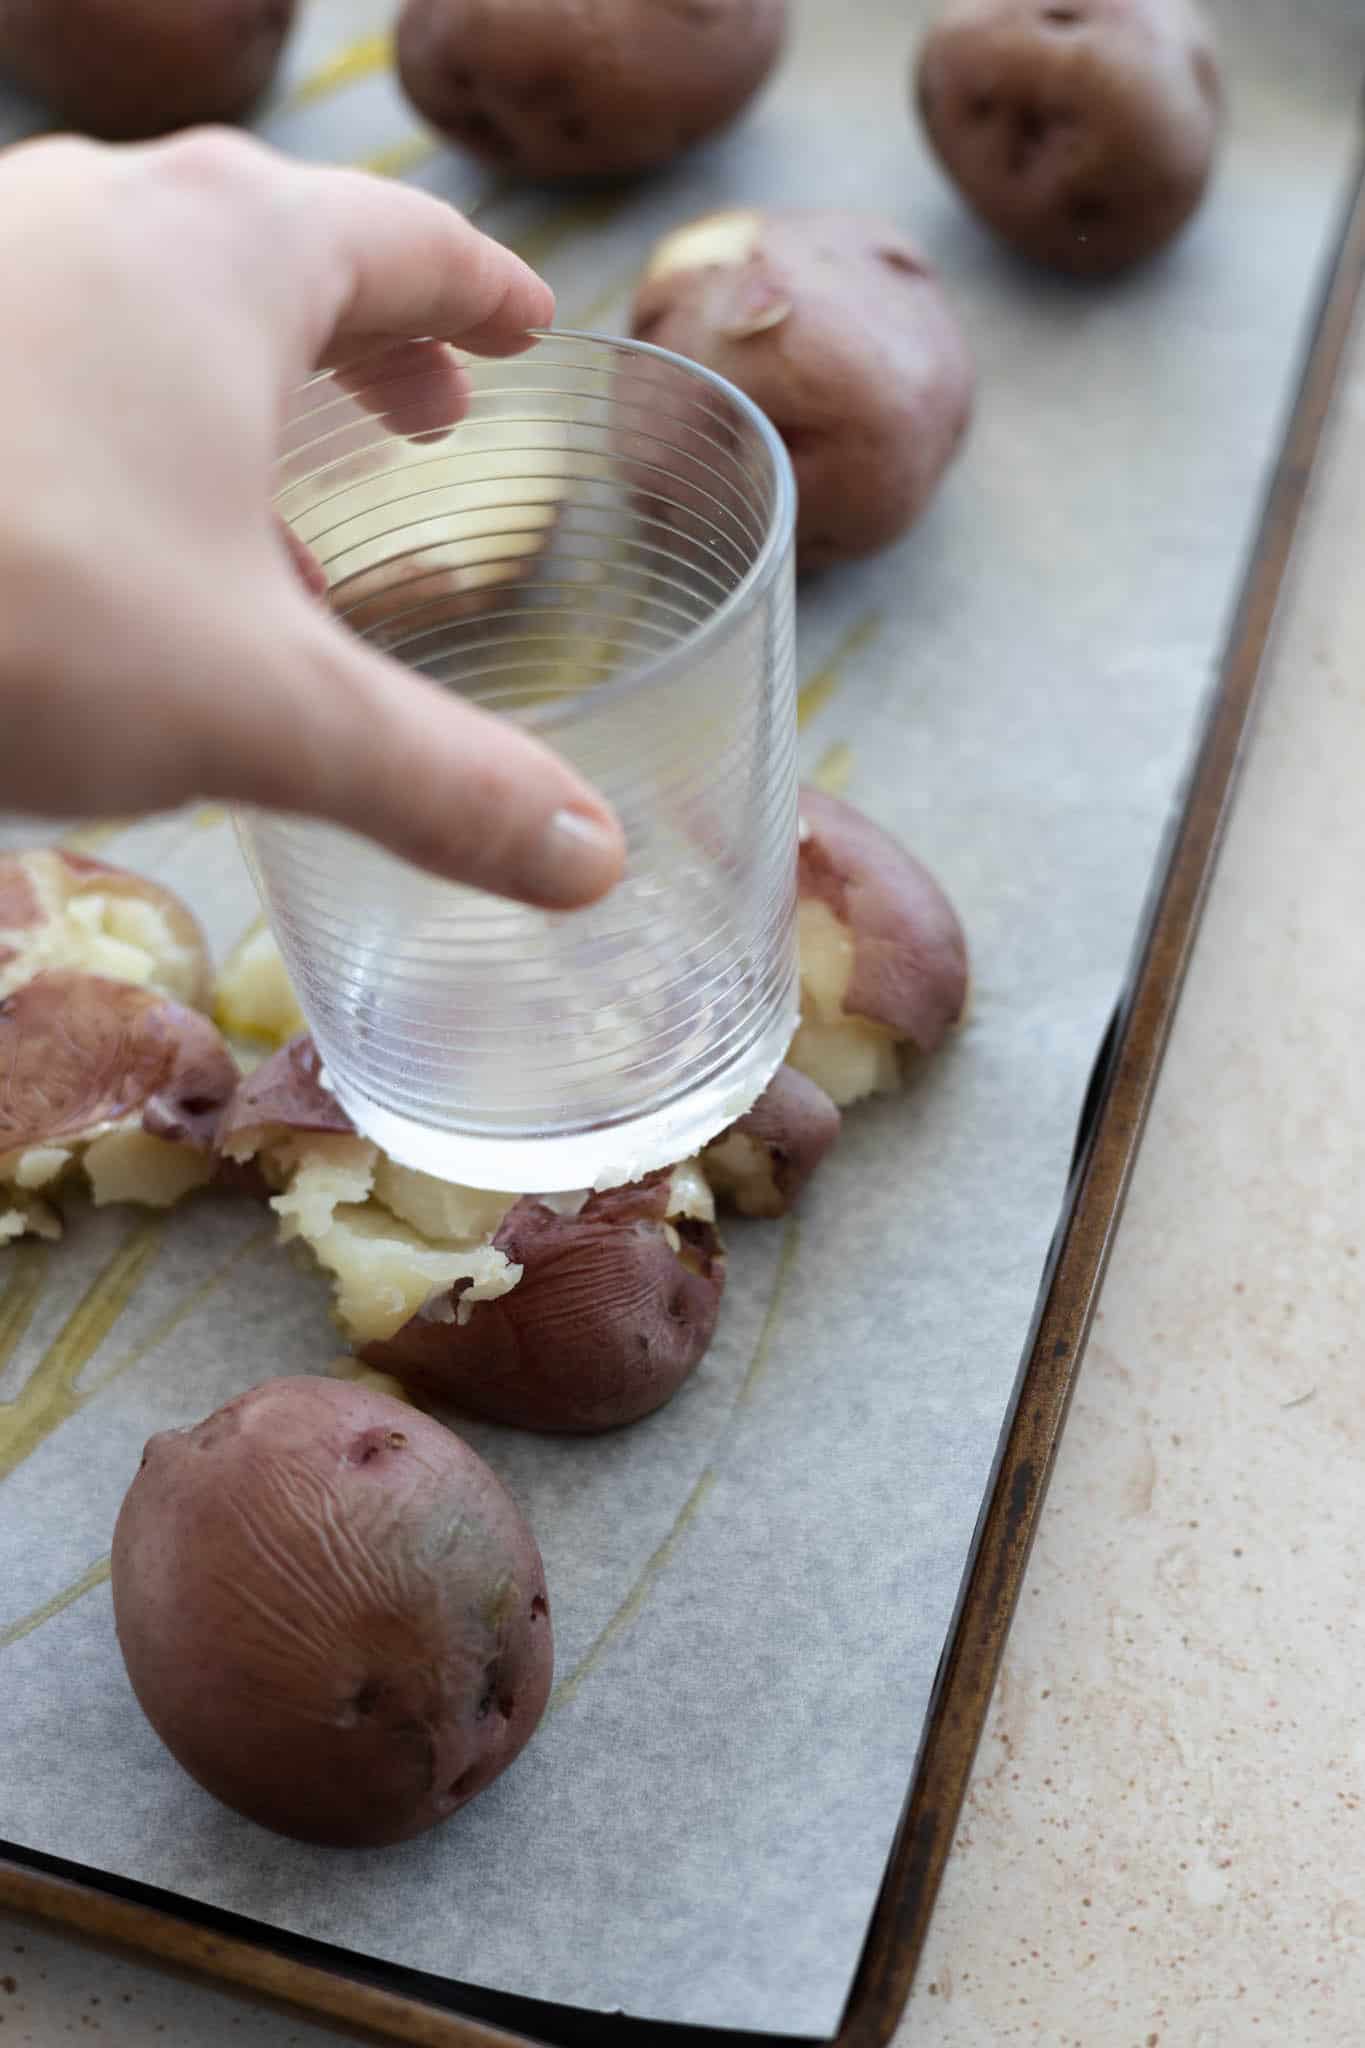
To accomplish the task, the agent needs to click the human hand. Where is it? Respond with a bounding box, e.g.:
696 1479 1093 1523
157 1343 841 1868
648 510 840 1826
0 130 625 909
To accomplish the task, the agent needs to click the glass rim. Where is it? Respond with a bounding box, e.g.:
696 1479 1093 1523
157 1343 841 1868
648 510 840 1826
289 325 797 737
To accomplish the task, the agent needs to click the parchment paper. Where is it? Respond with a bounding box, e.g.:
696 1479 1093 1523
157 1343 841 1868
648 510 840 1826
1 1 1361 2033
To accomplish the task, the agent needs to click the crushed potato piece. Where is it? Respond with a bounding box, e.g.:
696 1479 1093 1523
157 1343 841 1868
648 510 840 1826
83 1130 215 1210
312 1203 520 1347
10 1145 72 1191
214 921 308 1047
665 1159 715 1223
372 1159 513 1246
269 1136 378 1243
789 897 900 1106
0 851 200 1003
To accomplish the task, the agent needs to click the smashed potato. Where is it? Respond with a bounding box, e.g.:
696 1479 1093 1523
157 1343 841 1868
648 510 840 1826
0 971 238 1239
222 1038 725 1432
363 1164 726 1433
0 848 211 1008
788 789 969 1106
702 1064 841 1218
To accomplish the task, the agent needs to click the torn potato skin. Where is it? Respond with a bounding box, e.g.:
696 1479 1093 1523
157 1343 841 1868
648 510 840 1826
217 1033 354 1164
363 1169 726 1434
789 788 969 1107
0 970 239 1231
630 208 974 572
0 847 213 1008
701 1063 840 1218
111 1376 553 1847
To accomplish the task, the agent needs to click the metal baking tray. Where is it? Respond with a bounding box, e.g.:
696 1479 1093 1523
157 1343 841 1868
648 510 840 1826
1 3 1362 2041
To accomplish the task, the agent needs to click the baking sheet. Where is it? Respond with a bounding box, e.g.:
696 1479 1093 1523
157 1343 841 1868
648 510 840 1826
1 1 1361 2035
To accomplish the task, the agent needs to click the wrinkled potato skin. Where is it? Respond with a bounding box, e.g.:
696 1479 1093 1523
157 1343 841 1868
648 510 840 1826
396 0 787 181
702 1065 840 1218
0 971 238 1157
631 211 973 571
0 0 297 139
916 0 1221 278
112 1377 553 1847
799 788 968 1051
365 1174 725 1433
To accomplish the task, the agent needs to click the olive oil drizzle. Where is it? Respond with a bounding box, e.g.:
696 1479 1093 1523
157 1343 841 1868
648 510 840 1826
284 32 393 112
0 1241 51 1380
0 1555 111 1653
0 1218 168 1484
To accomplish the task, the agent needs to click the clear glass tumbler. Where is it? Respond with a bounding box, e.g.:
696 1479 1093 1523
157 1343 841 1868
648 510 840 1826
239 331 799 1192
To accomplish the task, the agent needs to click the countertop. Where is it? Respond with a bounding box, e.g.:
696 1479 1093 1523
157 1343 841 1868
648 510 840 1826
4 185 1365 2048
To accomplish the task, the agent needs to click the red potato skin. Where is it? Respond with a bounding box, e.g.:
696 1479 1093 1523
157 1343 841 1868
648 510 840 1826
217 1034 355 1159
364 1173 726 1434
798 788 968 1051
915 0 1222 278
0 971 238 1158
0 849 214 1010
631 212 974 572
702 1064 841 1218
396 0 787 182
0 0 297 139
112 1377 553 1848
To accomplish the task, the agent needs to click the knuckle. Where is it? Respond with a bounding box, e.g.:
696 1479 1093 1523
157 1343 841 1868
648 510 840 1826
152 126 268 197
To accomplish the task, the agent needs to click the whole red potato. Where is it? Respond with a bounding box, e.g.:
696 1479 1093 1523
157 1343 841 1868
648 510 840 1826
112 1376 554 1847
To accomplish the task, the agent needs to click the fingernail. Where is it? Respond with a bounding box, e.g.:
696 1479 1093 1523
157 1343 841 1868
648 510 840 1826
529 807 623 908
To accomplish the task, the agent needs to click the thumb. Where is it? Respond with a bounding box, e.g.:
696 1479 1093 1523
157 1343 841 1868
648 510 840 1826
221 598 626 910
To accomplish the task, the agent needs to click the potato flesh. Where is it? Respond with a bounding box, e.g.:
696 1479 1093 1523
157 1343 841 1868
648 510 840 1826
82 1130 215 1210
269 1135 380 1240
698 1129 776 1211
787 899 900 1106
0 855 199 1004
315 1205 520 1347
259 1134 520 1347
8 1145 72 1191
372 1158 513 1245
214 922 308 1048
665 1159 716 1224
1 1110 218 1221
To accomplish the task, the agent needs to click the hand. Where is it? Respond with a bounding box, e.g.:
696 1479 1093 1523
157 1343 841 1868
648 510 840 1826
0 130 625 910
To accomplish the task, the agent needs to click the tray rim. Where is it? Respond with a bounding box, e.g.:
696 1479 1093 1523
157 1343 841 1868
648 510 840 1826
3 143 1364 2048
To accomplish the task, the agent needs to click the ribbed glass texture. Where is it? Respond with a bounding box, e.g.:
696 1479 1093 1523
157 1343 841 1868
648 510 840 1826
240 332 799 1191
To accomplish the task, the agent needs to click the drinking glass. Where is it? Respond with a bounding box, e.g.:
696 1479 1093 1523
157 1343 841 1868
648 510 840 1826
239 331 798 1192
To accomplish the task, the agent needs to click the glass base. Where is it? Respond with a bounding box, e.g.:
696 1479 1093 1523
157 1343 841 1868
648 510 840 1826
325 1001 799 1195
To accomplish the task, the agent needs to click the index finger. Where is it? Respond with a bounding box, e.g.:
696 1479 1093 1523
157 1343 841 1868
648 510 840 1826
287 163 555 369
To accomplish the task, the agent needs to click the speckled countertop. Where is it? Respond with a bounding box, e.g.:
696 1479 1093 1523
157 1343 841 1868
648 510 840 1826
3 214 1364 2048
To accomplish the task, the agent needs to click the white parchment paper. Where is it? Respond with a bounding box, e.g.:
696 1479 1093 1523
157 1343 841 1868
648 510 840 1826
0 0 1361 2032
